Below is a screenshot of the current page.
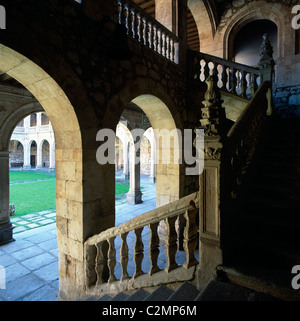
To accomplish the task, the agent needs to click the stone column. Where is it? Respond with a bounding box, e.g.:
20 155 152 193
36 112 42 130
126 142 143 205
36 141 43 169
23 140 31 170
149 133 156 183
49 142 55 171
0 151 14 245
123 141 129 180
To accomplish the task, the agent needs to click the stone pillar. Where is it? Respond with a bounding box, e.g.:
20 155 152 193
0 151 14 245
24 115 30 133
126 142 143 205
123 141 129 180
149 133 156 183
258 33 275 116
36 141 43 169
36 112 42 130
49 142 55 171
23 140 31 170
196 76 227 288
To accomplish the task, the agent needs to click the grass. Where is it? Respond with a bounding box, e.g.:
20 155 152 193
10 170 55 182
9 170 131 217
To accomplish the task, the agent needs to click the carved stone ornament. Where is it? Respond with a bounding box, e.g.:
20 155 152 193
204 147 221 160
258 33 275 68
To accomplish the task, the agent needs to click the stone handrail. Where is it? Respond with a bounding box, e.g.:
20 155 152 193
189 50 261 99
84 192 199 295
225 80 271 200
115 0 179 63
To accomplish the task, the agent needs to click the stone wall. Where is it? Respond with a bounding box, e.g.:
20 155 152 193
273 85 300 118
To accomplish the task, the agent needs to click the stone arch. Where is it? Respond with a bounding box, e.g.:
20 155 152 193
29 139 37 167
9 140 24 168
104 83 183 209
0 45 83 297
188 0 217 53
39 139 50 168
221 2 286 61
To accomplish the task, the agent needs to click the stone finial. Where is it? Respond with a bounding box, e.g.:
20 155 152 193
258 33 275 69
199 75 226 137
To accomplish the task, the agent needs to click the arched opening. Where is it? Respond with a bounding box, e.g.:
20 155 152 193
41 140 50 168
0 45 82 297
230 19 278 66
30 140 37 168
9 140 24 168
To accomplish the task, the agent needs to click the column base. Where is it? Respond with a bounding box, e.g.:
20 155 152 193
22 166 31 170
48 167 55 172
126 190 143 205
0 223 15 245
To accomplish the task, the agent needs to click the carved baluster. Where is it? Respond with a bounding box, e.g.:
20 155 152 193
240 70 247 98
250 73 258 97
183 208 199 269
231 67 237 94
222 65 228 91
95 241 108 286
170 38 175 62
152 24 157 52
157 28 162 54
118 0 125 25
107 237 117 283
161 31 166 57
203 60 210 81
142 17 148 46
148 222 160 275
136 12 142 43
85 244 97 288
165 216 178 272
124 3 130 35
131 8 136 39
165 35 170 60
133 227 144 278
120 232 130 281
148 21 153 49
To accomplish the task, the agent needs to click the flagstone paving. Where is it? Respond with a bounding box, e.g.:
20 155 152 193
0 175 157 301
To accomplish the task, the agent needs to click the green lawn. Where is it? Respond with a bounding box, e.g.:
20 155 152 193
10 170 55 182
10 171 130 217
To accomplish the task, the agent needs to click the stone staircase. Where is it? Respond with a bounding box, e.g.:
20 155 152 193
231 116 300 292
79 280 279 301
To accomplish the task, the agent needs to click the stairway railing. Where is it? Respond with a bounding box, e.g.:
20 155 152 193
84 192 199 295
189 50 261 100
115 0 179 63
225 80 271 201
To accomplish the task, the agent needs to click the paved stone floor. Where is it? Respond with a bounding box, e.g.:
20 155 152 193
0 175 157 301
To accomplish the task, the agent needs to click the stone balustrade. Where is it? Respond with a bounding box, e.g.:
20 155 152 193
190 50 261 99
116 0 179 63
84 192 199 295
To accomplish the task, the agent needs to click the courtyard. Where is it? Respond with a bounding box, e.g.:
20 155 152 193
0 173 157 301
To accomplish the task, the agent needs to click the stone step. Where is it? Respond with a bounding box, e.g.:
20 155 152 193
196 279 279 301
217 266 300 301
167 282 201 301
143 285 174 301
